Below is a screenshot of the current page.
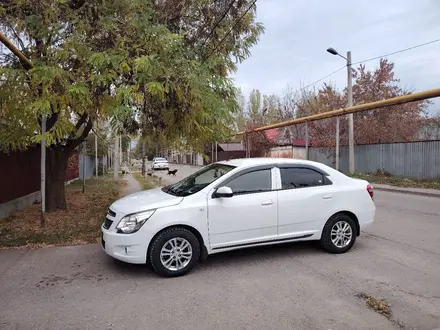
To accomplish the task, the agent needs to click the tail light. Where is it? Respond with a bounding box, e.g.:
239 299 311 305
367 184 374 200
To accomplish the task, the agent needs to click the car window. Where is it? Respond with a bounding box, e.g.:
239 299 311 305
195 166 229 185
280 167 330 189
225 169 272 195
162 164 235 197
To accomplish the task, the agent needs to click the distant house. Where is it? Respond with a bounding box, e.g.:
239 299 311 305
264 128 312 147
263 128 312 159
418 117 440 140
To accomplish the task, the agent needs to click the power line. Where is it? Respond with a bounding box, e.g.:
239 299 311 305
201 0 236 48
301 65 346 90
352 38 440 66
202 0 257 64
301 38 440 90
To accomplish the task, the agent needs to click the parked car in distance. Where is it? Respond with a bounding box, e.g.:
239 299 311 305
151 157 169 170
102 158 375 277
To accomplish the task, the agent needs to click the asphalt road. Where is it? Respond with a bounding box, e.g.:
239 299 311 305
1 165 440 330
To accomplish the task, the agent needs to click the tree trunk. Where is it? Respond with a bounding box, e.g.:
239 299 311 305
45 146 70 212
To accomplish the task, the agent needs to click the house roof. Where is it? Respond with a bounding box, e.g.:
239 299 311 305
264 129 279 143
263 128 312 147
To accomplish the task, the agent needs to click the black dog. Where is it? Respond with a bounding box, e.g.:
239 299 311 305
147 172 153 177
167 169 178 176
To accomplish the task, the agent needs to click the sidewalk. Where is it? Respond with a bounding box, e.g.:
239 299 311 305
373 183 440 198
123 173 142 195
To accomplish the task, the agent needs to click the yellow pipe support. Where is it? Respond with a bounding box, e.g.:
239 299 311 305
0 31 34 70
234 88 440 135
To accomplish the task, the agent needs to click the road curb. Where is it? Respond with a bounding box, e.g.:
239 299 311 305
374 186 440 198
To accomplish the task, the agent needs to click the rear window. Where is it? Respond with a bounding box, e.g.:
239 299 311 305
280 167 332 189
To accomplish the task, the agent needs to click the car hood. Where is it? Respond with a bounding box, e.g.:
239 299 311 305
110 188 183 215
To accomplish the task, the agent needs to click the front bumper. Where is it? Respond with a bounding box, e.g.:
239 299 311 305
101 227 149 264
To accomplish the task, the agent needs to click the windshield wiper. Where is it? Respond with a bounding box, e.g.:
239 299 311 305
162 186 178 196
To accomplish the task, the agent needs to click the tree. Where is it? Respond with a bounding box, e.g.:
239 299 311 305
0 0 263 210
291 59 429 146
134 0 264 150
350 59 429 144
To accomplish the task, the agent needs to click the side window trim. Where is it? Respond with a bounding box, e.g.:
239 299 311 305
276 165 333 191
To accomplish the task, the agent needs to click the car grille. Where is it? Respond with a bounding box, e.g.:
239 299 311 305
108 208 116 217
103 218 113 230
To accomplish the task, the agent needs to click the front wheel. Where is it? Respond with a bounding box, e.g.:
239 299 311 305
149 227 200 277
320 214 356 254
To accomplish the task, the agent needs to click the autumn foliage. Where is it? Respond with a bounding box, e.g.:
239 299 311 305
239 59 430 148
295 59 430 146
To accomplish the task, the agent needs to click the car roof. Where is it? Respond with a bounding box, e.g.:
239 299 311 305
217 157 345 177
217 157 320 167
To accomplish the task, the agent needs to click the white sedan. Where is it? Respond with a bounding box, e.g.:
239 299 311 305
102 158 375 277
151 157 169 170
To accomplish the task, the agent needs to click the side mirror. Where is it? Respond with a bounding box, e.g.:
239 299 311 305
215 186 233 198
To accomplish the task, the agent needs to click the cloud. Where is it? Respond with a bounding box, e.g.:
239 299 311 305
234 0 440 112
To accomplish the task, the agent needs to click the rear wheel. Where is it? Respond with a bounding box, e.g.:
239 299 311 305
149 227 200 277
320 214 356 254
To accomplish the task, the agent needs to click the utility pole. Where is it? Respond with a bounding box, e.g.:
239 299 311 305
128 138 131 165
95 133 98 178
114 134 119 182
119 135 122 165
327 47 355 172
305 122 309 160
82 141 86 193
142 141 146 176
335 117 340 171
347 51 354 174
40 116 46 227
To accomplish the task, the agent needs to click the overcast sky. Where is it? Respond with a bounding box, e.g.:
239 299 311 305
234 0 440 113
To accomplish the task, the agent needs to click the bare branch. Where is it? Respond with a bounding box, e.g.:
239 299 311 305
67 118 93 151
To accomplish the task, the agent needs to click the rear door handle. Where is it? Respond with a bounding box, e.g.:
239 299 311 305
323 194 332 200
261 200 273 206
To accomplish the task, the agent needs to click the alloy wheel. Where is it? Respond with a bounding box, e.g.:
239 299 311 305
160 237 193 271
330 220 353 248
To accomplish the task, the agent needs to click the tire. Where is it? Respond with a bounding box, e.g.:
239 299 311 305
320 214 357 254
149 227 200 277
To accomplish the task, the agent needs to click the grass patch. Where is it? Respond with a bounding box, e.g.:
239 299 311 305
133 172 159 190
0 175 120 248
347 171 440 190
357 292 392 319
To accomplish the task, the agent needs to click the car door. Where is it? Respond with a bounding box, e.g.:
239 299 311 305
276 166 334 239
207 167 278 250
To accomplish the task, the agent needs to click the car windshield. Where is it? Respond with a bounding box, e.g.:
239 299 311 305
162 164 235 197
154 158 167 163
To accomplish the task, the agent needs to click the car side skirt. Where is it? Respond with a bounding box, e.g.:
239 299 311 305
211 234 314 252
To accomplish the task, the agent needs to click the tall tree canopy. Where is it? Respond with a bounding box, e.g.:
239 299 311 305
0 0 263 210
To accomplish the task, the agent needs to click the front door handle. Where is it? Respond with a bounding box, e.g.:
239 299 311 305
323 194 332 200
261 200 273 206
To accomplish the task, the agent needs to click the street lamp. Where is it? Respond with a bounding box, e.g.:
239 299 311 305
326 47 354 173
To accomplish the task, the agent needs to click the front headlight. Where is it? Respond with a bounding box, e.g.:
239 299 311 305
116 210 155 234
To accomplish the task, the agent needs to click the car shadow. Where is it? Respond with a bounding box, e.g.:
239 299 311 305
201 241 320 268
101 240 363 278
101 255 156 278
106 241 318 275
